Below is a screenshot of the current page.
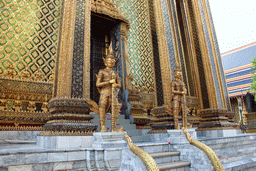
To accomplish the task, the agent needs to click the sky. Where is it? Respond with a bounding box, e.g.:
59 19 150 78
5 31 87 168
209 0 256 53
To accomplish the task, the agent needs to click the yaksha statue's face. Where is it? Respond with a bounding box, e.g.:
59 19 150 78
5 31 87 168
104 57 116 68
174 70 182 80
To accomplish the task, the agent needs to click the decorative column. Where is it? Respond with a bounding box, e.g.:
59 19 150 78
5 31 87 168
39 0 97 136
183 0 235 131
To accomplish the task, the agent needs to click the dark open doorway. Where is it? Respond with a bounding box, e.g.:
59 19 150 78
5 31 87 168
90 13 117 103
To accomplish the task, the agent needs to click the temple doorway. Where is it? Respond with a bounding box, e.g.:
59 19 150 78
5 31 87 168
90 13 118 103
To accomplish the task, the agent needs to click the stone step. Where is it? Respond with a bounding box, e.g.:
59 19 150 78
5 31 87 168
150 152 180 164
136 142 169 153
222 158 256 171
217 146 256 164
199 133 256 147
157 161 191 171
220 153 256 167
128 135 151 142
213 141 256 156
207 139 256 151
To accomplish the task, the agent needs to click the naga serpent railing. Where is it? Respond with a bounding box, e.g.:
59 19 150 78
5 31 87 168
182 128 224 171
123 132 159 171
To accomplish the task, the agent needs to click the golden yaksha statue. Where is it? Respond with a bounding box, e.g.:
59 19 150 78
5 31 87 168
96 43 123 132
171 67 187 129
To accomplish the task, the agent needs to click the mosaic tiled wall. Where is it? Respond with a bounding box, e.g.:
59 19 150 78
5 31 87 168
113 0 155 90
0 0 61 80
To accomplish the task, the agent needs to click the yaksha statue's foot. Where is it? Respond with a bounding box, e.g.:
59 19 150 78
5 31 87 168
100 125 106 132
111 126 123 132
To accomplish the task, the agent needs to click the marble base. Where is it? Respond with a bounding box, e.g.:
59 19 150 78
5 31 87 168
92 132 127 148
196 129 242 138
36 136 95 149
0 131 41 142
167 128 197 144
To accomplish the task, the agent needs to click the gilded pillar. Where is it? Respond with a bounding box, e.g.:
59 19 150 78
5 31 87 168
188 0 234 130
40 0 97 136
83 0 91 99
190 0 217 108
152 0 172 104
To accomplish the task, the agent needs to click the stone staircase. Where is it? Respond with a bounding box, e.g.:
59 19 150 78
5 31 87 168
91 112 150 142
136 142 191 171
199 133 256 171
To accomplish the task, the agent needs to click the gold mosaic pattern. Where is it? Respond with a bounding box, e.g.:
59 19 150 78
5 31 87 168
113 0 155 89
0 0 61 81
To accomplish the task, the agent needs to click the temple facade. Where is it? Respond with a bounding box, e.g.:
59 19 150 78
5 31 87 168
0 0 233 133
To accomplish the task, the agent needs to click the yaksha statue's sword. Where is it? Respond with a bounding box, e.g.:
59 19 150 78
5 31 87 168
111 72 123 132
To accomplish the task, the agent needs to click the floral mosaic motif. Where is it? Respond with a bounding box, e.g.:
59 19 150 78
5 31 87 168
71 0 85 98
0 0 62 80
113 0 155 90
0 78 52 94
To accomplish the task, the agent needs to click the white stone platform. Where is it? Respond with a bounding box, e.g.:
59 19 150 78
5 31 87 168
167 128 197 144
0 131 41 143
36 136 95 149
197 129 242 138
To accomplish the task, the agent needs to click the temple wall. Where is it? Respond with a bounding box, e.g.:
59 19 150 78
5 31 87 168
113 0 155 91
0 0 61 81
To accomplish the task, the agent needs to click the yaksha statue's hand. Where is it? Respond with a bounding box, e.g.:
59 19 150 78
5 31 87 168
112 83 118 88
109 79 116 84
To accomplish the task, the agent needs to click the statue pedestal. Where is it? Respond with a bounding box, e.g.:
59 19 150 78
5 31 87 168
167 128 197 144
246 113 256 133
92 132 127 148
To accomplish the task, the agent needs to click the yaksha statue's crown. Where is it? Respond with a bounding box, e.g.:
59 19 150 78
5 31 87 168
173 66 182 73
105 42 117 61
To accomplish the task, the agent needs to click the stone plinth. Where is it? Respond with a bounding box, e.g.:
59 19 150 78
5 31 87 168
246 113 256 133
149 106 175 133
40 98 98 136
92 132 127 148
128 88 151 129
188 115 201 127
37 136 95 148
167 128 197 144
197 108 235 131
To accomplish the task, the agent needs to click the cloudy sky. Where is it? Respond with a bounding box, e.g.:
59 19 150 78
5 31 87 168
209 0 256 53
